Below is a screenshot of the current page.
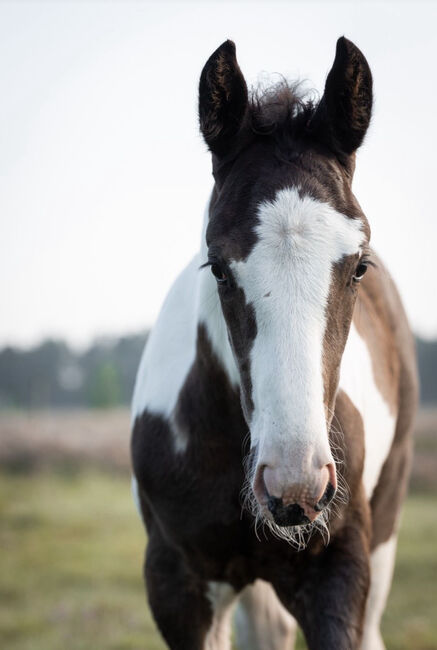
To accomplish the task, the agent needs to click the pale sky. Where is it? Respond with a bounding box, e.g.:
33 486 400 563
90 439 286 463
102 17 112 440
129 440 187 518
1 0 437 348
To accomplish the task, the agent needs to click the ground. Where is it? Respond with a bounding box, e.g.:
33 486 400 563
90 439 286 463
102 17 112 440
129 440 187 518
0 409 436 649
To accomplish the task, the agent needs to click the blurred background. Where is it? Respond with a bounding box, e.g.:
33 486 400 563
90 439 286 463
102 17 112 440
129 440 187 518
1 1 436 649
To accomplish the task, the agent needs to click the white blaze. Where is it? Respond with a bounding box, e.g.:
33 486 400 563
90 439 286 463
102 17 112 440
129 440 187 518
231 188 365 469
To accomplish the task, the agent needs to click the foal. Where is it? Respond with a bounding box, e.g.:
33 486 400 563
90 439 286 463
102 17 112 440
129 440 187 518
131 37 418 649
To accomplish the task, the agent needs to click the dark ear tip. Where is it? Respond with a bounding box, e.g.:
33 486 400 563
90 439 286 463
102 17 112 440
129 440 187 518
200 40 238 89
335 36 367 63
209 39 237 62
221 39 236 54
336 35 350 49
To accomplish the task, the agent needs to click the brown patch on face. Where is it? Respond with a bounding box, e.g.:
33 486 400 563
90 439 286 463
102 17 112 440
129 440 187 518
322 253 418 550
207 147 370 431
323 253 418 550
218 286 257 419
322 254 361 424
296 151 356 214
208 135 348 256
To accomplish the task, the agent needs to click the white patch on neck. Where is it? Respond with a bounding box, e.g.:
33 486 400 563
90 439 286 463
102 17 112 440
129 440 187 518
131 254 200 429
231 188 365 466
340 323 396 498
131 199 239 452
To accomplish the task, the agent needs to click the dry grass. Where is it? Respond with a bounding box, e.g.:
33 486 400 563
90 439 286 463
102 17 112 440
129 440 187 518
0 408 436 649
0 469 436 650
1 407 436 490
0 409 131 472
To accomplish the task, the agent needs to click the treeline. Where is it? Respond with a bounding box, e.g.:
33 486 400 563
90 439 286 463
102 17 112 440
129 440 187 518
0 333 436 409
416 338 437 404
0 333 147 409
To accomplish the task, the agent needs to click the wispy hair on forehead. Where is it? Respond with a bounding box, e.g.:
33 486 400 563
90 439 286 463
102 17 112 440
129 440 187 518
249 78 318 140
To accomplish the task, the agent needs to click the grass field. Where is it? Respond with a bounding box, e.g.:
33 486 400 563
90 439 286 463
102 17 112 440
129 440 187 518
0 467 436 650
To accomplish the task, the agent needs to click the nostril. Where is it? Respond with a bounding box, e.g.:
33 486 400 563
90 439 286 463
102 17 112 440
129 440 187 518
314 482 336 512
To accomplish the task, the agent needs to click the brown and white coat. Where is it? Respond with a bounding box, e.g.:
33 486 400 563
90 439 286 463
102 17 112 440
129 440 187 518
131 38 418 650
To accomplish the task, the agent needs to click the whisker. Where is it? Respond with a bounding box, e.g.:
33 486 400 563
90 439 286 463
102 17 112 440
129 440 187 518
240 446 336 551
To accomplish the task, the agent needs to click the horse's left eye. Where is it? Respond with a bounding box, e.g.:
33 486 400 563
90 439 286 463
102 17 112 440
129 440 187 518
211 263 227 283
353 262 368 282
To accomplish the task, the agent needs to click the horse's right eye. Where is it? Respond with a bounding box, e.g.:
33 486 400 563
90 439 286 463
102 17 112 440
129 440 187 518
211 264 227 283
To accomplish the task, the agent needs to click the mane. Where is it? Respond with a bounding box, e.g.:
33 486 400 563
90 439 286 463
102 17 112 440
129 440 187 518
248 79 319 143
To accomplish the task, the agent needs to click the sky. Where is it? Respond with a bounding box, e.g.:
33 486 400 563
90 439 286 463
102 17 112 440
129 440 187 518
1 0 437 348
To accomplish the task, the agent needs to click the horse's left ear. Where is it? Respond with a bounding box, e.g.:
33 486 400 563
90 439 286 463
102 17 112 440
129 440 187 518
199 40 248 157
311 37 373 157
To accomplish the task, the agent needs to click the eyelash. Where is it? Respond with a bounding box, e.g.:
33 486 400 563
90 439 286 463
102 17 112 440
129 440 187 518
353 255 375 283
200 260 229 284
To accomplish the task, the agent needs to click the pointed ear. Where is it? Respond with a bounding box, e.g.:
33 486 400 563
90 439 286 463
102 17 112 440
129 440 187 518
199 40 248 157
311 37 373 157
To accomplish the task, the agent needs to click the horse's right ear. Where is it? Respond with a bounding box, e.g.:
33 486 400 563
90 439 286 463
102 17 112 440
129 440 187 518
199 40 248 157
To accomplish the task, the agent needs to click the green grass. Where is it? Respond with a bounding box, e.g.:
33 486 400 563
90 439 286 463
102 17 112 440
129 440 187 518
0 470 435 650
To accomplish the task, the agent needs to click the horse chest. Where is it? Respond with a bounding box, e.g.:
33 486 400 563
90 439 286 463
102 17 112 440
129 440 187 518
132 408 247 538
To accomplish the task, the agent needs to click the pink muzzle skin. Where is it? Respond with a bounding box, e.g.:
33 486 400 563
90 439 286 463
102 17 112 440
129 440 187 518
254 461 337 527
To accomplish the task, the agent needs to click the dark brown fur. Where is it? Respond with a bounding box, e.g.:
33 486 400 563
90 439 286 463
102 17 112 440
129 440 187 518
131 38 418 649
132 333 373 649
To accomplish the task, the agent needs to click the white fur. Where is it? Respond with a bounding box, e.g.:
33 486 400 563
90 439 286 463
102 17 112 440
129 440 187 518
232 188 365 475
204 582 236 650
340 323 396 498
131 187 391 507
235 580 297 650
131 204 238 453
131 254 200 427
361 536 397 650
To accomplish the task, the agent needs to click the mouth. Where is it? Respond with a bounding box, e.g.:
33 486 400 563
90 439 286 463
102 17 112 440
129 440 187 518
241 449 336 548
242 482 332 551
